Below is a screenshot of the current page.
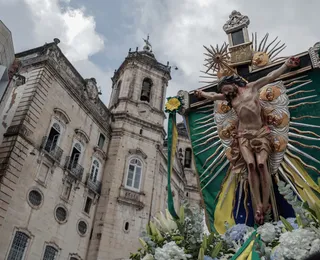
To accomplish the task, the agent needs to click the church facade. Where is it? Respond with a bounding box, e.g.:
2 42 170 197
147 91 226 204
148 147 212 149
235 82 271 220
0 30 200 260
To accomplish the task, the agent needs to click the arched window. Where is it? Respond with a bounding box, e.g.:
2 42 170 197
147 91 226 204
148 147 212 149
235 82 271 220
68 142 82 170
90 159 100 183
125 158 143 191
98 133 105 149
7 231 30 260
45 122 62 153
42 245 58 260
184 148 192 168
68 253 81 260
140 78 152 102
110 80 121 108
74 143 81 151
115 80 121 103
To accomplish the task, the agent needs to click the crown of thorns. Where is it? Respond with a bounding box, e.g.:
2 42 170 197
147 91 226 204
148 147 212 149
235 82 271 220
217 75 247 93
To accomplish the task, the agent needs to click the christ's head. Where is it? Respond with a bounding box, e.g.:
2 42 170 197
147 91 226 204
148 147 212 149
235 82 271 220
217 75 247 106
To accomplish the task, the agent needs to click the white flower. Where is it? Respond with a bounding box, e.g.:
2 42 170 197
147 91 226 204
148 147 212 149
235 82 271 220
310 238 320 255
142 254 154 260
153 210 178 233
271 228 318 260
257 223 277 243
154 241 191 260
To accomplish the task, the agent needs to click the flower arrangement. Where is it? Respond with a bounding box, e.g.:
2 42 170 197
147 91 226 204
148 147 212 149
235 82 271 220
130 182 320 260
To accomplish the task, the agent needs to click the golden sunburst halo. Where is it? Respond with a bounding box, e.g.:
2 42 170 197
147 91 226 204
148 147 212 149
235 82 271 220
199 42 232 88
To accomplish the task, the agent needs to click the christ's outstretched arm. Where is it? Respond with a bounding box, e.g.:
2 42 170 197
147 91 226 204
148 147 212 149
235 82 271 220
195 90 226 101
252 57 300 90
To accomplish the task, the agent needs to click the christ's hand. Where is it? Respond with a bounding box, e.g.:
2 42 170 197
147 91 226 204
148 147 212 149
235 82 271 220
285 57 300 68
195 90 204 98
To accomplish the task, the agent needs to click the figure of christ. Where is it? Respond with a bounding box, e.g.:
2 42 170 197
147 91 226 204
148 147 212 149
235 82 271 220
195 57 300 224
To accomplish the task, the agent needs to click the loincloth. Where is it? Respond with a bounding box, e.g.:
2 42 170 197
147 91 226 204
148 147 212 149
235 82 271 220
228 126 271 174
238 126 271 154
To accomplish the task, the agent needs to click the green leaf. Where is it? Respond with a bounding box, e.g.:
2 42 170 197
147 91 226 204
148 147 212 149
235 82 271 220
172 236 184 241
201 234 208 252
146 223 152 236
149 222 158 236
198 247 204 260
155 227 164 242
280 216 294 231
207 232 215 245
302 201 310 210
138 238 148 250
296 214 303 227
211 241 222 258
179 206 185 225
313 203 320 223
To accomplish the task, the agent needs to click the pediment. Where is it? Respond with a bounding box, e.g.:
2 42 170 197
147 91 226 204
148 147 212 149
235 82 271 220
54 108 71 125
74 129 90 144
128 148 147 159
93 146 107 160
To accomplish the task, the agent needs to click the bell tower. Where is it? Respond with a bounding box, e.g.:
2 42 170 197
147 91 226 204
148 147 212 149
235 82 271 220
87 38 172 260
108 36 171 130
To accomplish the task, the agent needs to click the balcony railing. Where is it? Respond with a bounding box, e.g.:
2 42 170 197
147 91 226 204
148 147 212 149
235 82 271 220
86 176 101 194
41 136 63 163
64 156 84 181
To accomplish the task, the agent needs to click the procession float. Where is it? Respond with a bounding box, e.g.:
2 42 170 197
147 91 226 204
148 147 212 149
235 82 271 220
130 11 320 260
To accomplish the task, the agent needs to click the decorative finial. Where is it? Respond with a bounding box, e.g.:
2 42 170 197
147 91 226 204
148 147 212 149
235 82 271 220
53 38 60 45
143 34 152 52
223 10 250 34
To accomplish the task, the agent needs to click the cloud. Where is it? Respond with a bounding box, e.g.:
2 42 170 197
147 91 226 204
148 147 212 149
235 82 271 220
1 0 319 112
23 0 104 62
0 0 110 99
123 0 238 100
125 0 319 101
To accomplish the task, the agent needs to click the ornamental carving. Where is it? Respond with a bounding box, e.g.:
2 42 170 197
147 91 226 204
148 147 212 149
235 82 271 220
8 59 22 80
308 42 320 68
85 78 99 100
229 42 252 64
17 40 111 137
69 253 82 260
93 146 107 160
46 45 83 93
47 46 60 64
5 124 31 137
117 187 144 209
223 10 250 33
124 190 139 201
53 108 71 125
12 74 25 87
177 90 189 115
128 148 147 159
74 129 90 144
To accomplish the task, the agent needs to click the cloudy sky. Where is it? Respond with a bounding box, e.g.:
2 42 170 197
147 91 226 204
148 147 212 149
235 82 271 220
0 0 319 106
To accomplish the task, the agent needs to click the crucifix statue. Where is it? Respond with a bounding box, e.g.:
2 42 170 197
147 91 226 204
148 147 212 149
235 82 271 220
195 57 300 224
